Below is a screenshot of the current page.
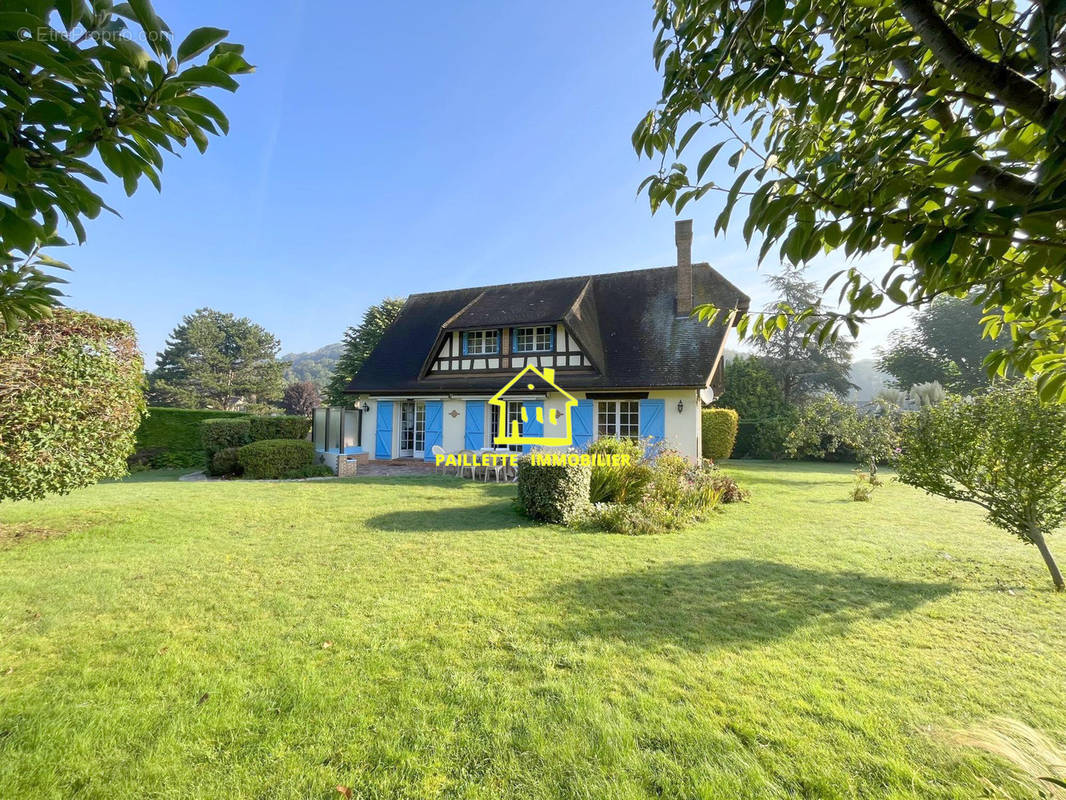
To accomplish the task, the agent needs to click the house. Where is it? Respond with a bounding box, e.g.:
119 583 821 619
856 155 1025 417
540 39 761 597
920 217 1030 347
342 220 749 463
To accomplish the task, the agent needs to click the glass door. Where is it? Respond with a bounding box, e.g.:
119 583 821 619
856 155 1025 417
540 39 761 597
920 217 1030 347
400 401 426 458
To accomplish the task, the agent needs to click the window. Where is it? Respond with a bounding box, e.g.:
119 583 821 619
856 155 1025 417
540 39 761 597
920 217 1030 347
597 400 639 439
463 329 499 355
512 326 554 353
490 400 524 452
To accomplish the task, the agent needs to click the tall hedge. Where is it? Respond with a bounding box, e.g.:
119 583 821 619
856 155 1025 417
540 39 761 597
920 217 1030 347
133 408 249 468
1 310 146 501
201 418 252 457
702 408 739 461
249 415 310 442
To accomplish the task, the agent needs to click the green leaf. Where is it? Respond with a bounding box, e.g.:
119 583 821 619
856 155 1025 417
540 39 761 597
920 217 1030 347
177 27 228 64
696 142 725 182
173 65 239 92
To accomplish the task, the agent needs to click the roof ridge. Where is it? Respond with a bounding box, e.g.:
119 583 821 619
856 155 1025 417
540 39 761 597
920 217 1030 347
405 263 711 300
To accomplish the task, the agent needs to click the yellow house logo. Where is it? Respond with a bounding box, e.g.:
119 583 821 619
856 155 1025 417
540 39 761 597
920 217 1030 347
490 365 576 447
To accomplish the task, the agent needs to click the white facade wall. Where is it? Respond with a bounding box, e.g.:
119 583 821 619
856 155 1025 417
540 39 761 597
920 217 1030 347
355 388 705 462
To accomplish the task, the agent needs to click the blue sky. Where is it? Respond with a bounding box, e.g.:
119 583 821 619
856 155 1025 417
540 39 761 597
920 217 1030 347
62 0 900 366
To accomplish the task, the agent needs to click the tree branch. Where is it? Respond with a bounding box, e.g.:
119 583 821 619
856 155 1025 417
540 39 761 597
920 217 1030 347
895 0 1059 127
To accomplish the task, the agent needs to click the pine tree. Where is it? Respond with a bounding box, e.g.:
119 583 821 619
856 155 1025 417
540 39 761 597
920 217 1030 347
325 298 405 406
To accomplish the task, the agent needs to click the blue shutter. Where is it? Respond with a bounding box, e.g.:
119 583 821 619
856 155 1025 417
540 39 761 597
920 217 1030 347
375 401 393 459
465 400 485 450
639 399 665 448
522 400 542 453
424 401 443 461
572 399 593 450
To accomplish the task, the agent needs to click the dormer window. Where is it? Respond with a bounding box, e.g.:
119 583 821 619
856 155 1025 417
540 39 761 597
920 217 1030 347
512 325 554 353
462 329 499 355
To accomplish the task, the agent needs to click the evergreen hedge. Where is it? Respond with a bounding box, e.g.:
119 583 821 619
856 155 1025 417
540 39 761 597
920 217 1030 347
237 439 315 480
515 458 591 524
702 408 740 461
249 415 311 441
1 310 146 501
134 408 249 468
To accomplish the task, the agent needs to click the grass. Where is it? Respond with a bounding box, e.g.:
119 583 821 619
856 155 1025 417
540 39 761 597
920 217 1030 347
1 462 1063 799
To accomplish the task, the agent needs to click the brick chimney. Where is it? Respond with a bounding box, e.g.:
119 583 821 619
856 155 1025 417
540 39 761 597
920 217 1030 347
675 219 693 316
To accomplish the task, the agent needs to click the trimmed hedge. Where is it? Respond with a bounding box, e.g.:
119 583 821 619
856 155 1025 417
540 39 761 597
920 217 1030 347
237 439 315 479
134 408 249 469
201 418 252 457
702 408 740 461
208 447 243 478
515 458 591 524
249 415 311 442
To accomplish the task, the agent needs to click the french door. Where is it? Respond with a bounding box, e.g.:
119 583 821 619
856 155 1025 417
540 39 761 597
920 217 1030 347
400 401 426 458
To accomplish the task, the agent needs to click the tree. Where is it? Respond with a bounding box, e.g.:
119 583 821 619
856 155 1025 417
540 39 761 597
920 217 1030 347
879 294 1008 393
785 394 900 474
0 2 252 328
716 355 795 458
897 382 1066 591
282 381 320 416
1 309 145 501
753 266 855 405
149 308 284 410
634 0 1066 401
326 298 405 405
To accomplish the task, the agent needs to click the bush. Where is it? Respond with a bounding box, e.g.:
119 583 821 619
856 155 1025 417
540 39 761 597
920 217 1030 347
515 458 591 524
249 415 311 442
717 355 794 458
785 395 901 472
707 469 749 504
1 310 146 501
582 500 680 535
587 437 652 503
237 439 315 480
201 418 252 457
702 408 739 460
208 447 243 478
133 407 249 469
281 465 334 479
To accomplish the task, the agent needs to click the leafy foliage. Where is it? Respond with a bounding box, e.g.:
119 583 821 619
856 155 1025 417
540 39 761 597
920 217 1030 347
878 294 1009 392
326 298 405 405
0 2 251 328
636 0 1066 400
281 381 320 416
207 446 242 478
133 407 247 468
785 395 901 472
0 308 145 500
236 439 314 480
248 415 310 442
897 382 1066 590
717 355 795 458
515 458 592 525
587 437 653 503
200 417 251 458
701 407 739 460
148 308 284 410
752 266 855 405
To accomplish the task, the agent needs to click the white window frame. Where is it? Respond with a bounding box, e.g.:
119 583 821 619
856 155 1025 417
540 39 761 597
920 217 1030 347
596 400 640 440
464 329 499 356
513 325 554 353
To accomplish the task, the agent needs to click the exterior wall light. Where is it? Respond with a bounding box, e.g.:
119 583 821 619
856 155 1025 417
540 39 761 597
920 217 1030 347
677 399 684 414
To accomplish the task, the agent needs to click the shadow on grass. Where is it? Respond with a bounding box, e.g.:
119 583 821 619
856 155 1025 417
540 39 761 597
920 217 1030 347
107 469 193 483
548 559 954 650
365 502 526 532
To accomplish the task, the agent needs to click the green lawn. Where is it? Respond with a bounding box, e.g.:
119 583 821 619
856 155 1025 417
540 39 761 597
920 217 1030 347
1 463 1063 799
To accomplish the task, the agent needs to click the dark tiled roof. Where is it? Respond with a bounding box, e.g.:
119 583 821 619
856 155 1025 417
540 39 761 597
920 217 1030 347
346 264 749 394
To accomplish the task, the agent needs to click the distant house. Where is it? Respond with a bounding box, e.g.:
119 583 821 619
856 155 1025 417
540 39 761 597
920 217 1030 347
343 220 749 463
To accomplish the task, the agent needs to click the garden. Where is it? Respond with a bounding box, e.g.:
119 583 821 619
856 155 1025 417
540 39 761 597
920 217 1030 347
2 462 1065 798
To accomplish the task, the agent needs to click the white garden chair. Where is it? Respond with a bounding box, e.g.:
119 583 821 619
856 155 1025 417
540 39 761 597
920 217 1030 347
431 445 447 474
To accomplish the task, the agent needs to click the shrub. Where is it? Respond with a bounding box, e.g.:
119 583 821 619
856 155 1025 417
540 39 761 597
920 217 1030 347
707 469 749 504
201 418 252 457
281 465 334 479
134 407 249 468
786 395 901 473
582 500 680 535
587 437 652 503
1 310 146 501
850 471 878 502
515 458 591 524
208 447 243 478
249 415 311 442
237 439 315 480
702 408 739 460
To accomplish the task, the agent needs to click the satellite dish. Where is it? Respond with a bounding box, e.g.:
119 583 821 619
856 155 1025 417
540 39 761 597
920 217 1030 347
699 387 715 405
